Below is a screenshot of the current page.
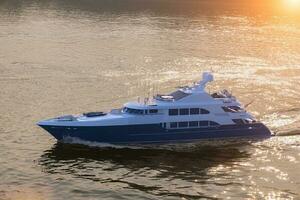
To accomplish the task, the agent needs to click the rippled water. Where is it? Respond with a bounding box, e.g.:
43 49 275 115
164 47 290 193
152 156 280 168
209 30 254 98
0 0 300 199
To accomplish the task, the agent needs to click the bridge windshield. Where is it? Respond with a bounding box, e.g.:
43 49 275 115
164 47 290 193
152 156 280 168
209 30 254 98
122 107 160 115
122 107 144 115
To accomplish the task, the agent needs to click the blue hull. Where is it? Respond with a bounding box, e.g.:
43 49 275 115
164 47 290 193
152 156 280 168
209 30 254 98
38 123 272 144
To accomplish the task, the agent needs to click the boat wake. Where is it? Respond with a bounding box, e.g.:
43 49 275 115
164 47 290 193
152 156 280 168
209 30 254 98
61 136 264 151
274 126 300 136
62 136 143 149
263 117 300 137
262 109 300 137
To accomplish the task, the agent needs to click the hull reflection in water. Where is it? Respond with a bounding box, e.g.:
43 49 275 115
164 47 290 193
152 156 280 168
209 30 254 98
38 142 254 199
38 137 300 199
39 142 251 181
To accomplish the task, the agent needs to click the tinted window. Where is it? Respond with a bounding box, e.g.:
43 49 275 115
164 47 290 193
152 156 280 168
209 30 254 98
189 121 198 127
210 121 220 126
200 109 210 114
232 119 244 125
199 121 209 127
170 122 177 128
178 122 188 127
169 109 178 116
230 106 242 110
149 109 158 114
222 106 243 113
179 108 189 115
124 107 143 114
229 106 243 112
222 107 232 112
190 108 200 115
244 119 251 124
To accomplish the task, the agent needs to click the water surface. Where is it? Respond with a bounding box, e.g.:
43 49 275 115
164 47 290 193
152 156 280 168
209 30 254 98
0 0 300 199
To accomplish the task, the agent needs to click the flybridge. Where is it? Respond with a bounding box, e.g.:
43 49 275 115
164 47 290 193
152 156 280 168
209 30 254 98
153 72 214 102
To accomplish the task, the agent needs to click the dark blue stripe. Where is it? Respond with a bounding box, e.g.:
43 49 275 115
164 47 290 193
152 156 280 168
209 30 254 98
38 123 271 144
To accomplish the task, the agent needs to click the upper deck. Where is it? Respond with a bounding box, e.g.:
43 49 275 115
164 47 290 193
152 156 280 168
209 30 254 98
37 72 257 128
124 72 238 110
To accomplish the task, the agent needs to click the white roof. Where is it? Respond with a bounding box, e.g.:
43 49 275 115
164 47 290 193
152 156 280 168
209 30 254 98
124 72 240 110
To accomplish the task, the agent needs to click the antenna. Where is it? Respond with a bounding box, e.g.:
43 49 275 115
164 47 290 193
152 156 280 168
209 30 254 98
210 66 219 74
148 87 151 100
244 100 255 108
153 83 156 97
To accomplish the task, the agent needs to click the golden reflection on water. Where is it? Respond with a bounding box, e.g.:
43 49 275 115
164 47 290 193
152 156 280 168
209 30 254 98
0 0 300 199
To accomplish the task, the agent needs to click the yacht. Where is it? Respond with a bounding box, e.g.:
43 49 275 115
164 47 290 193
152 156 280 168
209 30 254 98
37 72 272 144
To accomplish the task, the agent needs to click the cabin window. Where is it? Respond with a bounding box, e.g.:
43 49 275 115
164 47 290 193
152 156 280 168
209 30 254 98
244 119 253 124
222 107 233 112
189 121 198 127
230 106 244 112
200 109 210 114
149 109 158 114
199 121 209 127
178 122 188 127
179 108 189 115
190 108 200 115
145 110 148 114
170 122 178 128
123 107 143 114
232 119 245 125
169 121 219 129
210 121 220 126
222 106 244 113
169 109 178 116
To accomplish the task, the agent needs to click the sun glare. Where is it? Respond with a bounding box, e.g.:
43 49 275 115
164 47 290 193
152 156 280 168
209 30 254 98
284 0 300 9
276 0 300 14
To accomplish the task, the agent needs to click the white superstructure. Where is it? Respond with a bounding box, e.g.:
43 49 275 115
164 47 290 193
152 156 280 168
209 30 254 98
49 72 256 128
